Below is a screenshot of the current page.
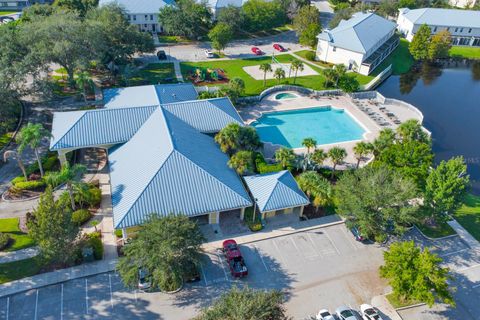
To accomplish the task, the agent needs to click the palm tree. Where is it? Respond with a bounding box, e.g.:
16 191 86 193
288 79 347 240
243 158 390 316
291 59 304 84
302 137 317 154
333 64 347 87
275 147 295 169
75 71 94 103
259 63 272 87
45 162 86 210
274 68 286 84
16 123 50 177
327 147 347 178
3 150 27 180
372 128 396 157
214 122 241 155
311 148 327 169
323 68 337 87
353 141 373 168
228 151 253 175
296 171 332 211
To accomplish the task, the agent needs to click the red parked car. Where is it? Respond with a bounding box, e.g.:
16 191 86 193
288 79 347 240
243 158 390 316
273 43 286 52
222 239 248 278
251 47 263 55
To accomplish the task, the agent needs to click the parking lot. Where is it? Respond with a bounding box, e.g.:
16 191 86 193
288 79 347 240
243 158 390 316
3 224 479 320
0 223 388 320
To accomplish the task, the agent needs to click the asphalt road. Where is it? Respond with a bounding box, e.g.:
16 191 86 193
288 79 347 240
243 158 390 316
0 223 387 320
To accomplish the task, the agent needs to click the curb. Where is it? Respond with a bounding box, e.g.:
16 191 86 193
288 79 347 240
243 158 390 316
413 224 459 241
395 302 427 311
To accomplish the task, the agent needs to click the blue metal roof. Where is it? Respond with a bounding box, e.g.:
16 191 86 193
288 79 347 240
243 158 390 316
399 8 480 29
99 0 173 14
318 12 396 54
103 84 198 109
162 97 244 133
50 106 157 150
243 171 309 213
110 107 251 229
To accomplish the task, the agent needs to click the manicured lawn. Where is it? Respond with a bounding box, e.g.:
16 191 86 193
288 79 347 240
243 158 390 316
0 257 43 284
0 218 35 252
386 293 422 309
416 221 456 239
128 63 177 86
0 132 12 149
449 46 480 60
294 50 332 68
0 11 17 15
234 25 292 40
157 35 191 44
372 39 414 76
454 193 480 241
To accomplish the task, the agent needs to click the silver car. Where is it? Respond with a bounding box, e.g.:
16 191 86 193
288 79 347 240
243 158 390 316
336 306 359 320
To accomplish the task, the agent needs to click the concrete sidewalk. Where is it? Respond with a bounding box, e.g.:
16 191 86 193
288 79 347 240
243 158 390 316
0 247 39 264
371 294 403 320
448 219 480 250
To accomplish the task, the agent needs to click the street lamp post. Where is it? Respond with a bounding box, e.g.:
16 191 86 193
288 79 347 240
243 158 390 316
252 198 258 224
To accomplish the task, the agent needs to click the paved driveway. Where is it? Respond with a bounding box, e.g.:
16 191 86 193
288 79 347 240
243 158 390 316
0 223 387 320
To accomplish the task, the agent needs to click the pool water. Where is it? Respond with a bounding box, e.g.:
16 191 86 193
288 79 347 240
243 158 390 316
251 107 365 148
275 92 297 100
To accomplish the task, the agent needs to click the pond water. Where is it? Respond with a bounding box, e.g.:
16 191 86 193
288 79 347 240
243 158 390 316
377 62 480 193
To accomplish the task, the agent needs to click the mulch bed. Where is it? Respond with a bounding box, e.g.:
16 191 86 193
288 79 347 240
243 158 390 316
3 189 43 201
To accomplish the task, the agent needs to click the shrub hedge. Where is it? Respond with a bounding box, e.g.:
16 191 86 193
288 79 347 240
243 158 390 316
72 209 92 225
305 51 316 61
87 232 103 260
255 153 286 174
0 232 10 251
13 180 46 191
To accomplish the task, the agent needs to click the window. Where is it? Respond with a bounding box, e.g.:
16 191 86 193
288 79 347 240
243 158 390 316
133 15 136 21
433 27 437 32
455 28 458 32
144 15 147 20
469 28 472 33
460 28 463 33
332 47 336 52
150 15 153 20
447 27 450 31
127 15 130 20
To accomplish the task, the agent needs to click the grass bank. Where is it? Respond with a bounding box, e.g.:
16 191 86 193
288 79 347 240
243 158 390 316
372 39 414 76
0 218 35 252
449 46 480 60
0 257 43 284
416 221 455 239
386 293 423 309
128 63 177 86
454 193 480 241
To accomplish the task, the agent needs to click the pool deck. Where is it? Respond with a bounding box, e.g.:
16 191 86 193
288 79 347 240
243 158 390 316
239 91 423 169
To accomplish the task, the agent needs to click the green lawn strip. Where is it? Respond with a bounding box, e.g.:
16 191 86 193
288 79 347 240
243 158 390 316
454 193 480 241
0 257 43 284
416 220 456 239
0 11 18 15
157 35 191 44
0 218 35 252
128 63 177 86
386 293 423 309
372 38 414 76
449 46 480 60
0 132 12 150
181 54 333 96
293 50 332 68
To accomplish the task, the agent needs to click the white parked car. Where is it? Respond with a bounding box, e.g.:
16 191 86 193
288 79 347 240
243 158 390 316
360 304 383 320
336 306 359 320
204 49 214 58
316 308 335 320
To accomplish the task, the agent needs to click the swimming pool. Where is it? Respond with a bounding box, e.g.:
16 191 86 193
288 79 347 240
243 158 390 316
275 92 298 100
251 107 366 148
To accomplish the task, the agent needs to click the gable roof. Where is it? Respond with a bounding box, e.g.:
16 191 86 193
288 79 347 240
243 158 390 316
399 8 480 29
110 107 252 228
103 83 198 109
98 0 173 14
317 12 396 54
243 171 309 213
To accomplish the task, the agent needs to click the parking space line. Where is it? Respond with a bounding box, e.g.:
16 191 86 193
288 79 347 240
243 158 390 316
441 248 468 257
254 245 269 271
215 251 229 281
307 232 323 259
134 289 138 303
341 226 359 251
473 283 480 289
34 289 39 320
6 297 9 320
85 278 89 314
109 273 114 310
272 239 287 265
61 284 64 320
323 229 341 255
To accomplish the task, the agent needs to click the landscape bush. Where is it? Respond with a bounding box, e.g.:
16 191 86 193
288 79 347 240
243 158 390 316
255 153 286 174
305 51 316 61
87 232 103 260
72 209 92 225
0 232 11 251
26 153 59 175
11 176 26 185
13 180 46 191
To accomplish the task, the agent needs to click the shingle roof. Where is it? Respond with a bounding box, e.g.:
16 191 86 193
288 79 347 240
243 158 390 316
110 107 252 228
317 12 396 54
103 84 198 109
99 0 173 14
399 8 480 29
243 171 309 213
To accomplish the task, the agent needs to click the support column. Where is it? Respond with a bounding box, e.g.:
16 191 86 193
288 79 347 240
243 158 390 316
240 207 245 220
58 150 68 166
299 205 305 217
122 228 128 241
